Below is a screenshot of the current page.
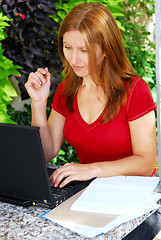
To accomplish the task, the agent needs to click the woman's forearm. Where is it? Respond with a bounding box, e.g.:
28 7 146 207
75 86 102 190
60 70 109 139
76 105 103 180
31 100 55 162
91 153 156 178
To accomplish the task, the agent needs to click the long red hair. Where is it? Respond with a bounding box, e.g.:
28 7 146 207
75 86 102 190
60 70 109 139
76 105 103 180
58 2 137 122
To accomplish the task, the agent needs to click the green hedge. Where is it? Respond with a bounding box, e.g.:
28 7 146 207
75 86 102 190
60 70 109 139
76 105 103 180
0 11 22 124
0 0 156 165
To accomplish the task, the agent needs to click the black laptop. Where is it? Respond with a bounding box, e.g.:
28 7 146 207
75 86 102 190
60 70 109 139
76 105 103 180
0 123 93 208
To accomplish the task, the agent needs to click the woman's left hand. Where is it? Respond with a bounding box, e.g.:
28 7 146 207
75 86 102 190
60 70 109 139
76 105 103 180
49 163 97 188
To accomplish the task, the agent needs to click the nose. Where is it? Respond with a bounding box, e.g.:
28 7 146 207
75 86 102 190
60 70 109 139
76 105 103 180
70 50 80 65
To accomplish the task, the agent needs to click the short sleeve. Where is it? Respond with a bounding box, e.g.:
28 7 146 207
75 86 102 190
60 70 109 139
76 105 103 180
125 78 156 121
51 81 67 116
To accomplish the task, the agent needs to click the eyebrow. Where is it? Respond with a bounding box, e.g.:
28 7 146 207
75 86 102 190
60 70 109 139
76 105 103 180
63 41 86 49
63 41 70 45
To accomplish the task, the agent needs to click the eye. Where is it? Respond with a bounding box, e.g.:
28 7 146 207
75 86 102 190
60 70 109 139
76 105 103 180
81 48 87 53
64 45 71 50
81 49 87 53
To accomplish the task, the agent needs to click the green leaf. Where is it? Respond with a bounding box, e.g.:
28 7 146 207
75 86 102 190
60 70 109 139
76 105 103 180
1 94 12 103
49 158 57 165
0 111 16 124
13 64 23 70
58 149 66 155
116 20 125 31
0 102 7 111
0 13 11 22
58 156 67 161
0 68 10 79
57 10 66 20
0 31 7 41
0 58 13 69
8 68 21 76
1 81 18 97
0 21 10 27
50 14 59 23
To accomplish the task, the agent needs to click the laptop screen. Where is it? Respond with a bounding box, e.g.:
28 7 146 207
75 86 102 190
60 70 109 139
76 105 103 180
0 123 53 207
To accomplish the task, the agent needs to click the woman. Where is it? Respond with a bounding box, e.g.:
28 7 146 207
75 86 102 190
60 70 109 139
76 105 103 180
25 2 157 188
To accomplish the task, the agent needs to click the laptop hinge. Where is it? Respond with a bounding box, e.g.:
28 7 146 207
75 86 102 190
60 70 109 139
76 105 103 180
0 195 32 207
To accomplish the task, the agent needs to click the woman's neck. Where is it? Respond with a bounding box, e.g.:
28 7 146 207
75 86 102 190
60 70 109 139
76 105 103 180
82 75 98 89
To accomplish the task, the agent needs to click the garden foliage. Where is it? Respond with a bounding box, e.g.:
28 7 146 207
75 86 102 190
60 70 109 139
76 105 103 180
120 0 156 102
0 10 21 123
0 0 156 165
51 0 125 29
1 0 62 100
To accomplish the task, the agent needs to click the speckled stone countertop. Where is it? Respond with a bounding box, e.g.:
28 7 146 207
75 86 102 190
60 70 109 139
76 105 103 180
1 178 161 240
0 200 157 240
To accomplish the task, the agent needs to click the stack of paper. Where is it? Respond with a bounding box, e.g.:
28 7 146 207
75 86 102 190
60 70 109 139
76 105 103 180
71 176 160 217
41 176 161 238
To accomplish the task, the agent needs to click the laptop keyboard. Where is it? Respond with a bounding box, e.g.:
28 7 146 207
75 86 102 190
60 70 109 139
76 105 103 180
46 164 93 207
51 180 82 198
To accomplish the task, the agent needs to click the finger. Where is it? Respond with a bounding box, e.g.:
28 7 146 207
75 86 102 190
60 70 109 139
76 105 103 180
59 175 76 188
45 67 51 85
25 77 42 89
35 70 47 84
28 72 43 86
54 171 69 187
49 170 60 186
37 68 46 75
45 67 48 72
50 164 74 187
53 167 73 187
49 174 54 186
49 168 63 187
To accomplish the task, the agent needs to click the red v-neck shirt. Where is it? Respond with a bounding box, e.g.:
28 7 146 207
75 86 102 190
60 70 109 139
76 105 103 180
51 77 156 164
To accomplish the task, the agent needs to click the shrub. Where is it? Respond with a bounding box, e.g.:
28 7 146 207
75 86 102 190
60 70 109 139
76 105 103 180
0 10 21 123
1 0 62 99
2 0 156 165
50 0 125 30
119 0 156 102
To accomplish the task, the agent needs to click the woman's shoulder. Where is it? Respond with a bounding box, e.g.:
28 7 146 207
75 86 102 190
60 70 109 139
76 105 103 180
131 76 147 87
56 80 66 91
51 81 68 116
54 81 67 97
124 76 149 95
130 76 151 95
125 76 156 121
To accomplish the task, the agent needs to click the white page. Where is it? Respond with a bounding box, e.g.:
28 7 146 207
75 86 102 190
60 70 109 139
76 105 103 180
42 190 160 238
46 211 157 238
71 176 159 216
43 204 159 238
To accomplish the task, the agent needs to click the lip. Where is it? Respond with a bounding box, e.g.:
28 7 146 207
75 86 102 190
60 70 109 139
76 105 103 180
72 65 84 70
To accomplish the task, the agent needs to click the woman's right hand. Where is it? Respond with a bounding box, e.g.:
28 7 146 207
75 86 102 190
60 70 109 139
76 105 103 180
25 67 51 102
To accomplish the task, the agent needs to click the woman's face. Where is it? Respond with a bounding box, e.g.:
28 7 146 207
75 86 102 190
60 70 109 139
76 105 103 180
63 30 105 80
